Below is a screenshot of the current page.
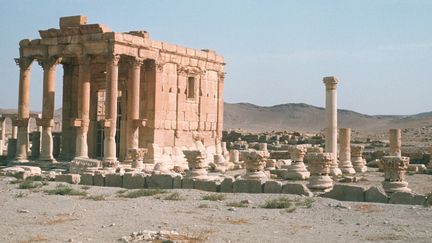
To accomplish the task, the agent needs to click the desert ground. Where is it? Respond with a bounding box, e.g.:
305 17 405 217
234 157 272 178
1 175 432 243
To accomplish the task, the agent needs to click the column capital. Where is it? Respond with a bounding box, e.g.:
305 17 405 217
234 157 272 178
77 55 93 66
323 76 339 90
128 57 144 68
106 54 121 66
14 57 33 70
38 56 62 70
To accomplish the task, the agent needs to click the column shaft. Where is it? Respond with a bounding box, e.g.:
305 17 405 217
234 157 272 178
389 129 401 157
103 54 120 166
75 56 91 158
15 57 32 162
38 57 60 162
126 59 142 152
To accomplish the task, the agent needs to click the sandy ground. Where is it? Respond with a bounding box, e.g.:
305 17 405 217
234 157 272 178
1 176 432 243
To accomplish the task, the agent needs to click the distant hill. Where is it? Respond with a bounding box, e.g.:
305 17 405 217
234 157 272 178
224 102 432 132
2 104 431 133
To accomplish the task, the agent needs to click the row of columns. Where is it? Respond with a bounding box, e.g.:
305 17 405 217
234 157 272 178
13 54 144 165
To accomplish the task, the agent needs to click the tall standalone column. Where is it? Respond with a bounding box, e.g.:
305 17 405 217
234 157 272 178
0 117 5 156
103 54 120 167
323 76 341 176
338 128 355 175
38 56 61 162
74 55 92 158
389 129 401 157
126 58 143 156
14 57 33 162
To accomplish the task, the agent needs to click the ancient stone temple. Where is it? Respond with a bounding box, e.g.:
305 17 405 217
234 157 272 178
13 16 225 166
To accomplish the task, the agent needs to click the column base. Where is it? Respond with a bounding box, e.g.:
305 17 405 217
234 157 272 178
329 166 342 177
307 175 334 192
382 181 411 194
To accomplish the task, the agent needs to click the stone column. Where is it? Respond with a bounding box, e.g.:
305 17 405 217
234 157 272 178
12 126 18 139
323 76 341 176
229 149 240 163
126 58 143 155
243 150 268 180
338 128 355 175
0 117 5 156
382 156 411 193
389 129 401 157
216 72 224 144
351 144 367 173
14 57 33 162
283 145 310 180
103 54 120 167
184 149 209 180
74 55 92 158
38 56 61 162
307 152 334 192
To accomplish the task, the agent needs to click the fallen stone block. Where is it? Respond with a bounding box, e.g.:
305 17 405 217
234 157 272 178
105 174 123 187
220 177 234 193
173 175 183 189
322 184 366 202
195 180 220 192
93 173 105 186
147 174 174 189
389 192 427 205
122 172 145 189
55 174 81 184
79 173 94 186
233 179 264 193
365 186 388 203
1 166 42 180
282 183 313 197
263 180 282 193
181 178 194 189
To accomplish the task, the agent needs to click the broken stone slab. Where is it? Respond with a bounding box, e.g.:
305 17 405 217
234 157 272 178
195 180 220 192
281 183 313 197
122 172 146 189
105 174 123 187
79 173 94 186
147 174 175 189
220 177 234 193
263 180 282 193
1 166 42 179
55 174 81 184
93 173 105 186
233 179 264 193
365 186 389 203
389 192 427 205
322 184 366 202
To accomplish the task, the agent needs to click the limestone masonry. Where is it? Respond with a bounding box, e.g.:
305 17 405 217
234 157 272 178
12 16 225 165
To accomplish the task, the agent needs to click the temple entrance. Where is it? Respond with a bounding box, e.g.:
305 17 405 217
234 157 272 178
95 90 122 159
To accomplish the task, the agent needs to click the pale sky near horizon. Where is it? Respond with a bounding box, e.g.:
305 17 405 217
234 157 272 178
0 0 431 115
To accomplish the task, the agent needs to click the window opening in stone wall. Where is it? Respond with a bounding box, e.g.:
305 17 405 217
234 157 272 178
187 77 196 99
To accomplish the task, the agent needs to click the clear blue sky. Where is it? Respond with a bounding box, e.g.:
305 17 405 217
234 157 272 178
0 0 431 115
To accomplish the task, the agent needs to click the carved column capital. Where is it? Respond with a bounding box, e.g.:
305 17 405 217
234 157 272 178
38 56 62 70
14 57 33 70
128 58 144 69
106 54 121 66
323 76 339 90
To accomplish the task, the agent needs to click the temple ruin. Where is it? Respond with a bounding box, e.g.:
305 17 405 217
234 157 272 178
12 16 225 166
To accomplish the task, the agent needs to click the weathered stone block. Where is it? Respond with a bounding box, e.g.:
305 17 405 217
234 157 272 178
173 175 183 189
147 174 174 189
263 180 282 193
220 177 234 193
93 173 105 186
282 183 313 197
322 184 366 202
365 186 388 203
195 180 220 192
60 16 87 28
233 179 264 193
105 174 123 187
79 173 94 186
55 174 81 184
389 192 427 205
182 178 194 189
122 172 145 189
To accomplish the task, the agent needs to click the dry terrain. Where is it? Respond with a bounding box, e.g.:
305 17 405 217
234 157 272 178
1 175 432 243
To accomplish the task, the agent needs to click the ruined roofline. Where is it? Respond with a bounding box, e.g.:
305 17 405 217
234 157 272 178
17 15 224 67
